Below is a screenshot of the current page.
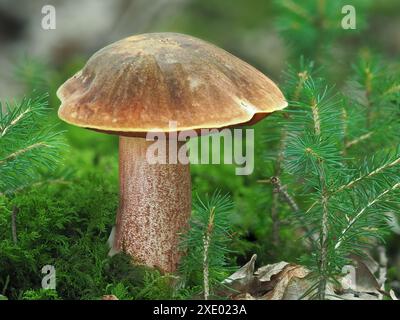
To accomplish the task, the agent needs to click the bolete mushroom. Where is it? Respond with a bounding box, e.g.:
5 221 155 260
57 32 287 273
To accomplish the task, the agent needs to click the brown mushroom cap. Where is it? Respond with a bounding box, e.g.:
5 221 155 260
57 32 287 134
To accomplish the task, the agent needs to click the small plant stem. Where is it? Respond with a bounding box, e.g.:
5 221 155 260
311 95 329 300
270 132 287 246
203 207 215 300
317 174 329 300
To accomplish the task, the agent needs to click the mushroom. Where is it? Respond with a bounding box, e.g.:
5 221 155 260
57 33 287 273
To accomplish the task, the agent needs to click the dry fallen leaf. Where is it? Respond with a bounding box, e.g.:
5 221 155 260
262 265 310 300
222 253 387 300
221 254 257 295
255 261 289 282
223 256 314 300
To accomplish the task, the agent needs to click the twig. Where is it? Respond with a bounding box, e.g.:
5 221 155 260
258 177 300 213
273 176 299 212
11 206 19 244
258 177 317 244
270 131 287 246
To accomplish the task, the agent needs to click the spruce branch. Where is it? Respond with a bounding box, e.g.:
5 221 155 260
0 93 66 194
306 151 400 214
345 132 373 149
334 182 400 250
180 191 234 299
202 206 215 300
338 155 400 193
0 95 49 139
271 27 398 300
0 106 31 138
0 142 49 166
309 84 330 300
276 0 372 59
317 163 329 300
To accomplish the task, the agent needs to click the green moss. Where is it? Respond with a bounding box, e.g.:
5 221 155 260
0 148 198 300
21 289 60 300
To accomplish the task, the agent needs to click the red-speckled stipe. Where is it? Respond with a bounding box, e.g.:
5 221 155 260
114 136 191 272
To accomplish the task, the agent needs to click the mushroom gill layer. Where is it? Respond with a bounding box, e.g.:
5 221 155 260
57 32 287 133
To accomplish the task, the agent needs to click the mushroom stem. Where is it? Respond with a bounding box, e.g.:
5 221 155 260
114 136 191 272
